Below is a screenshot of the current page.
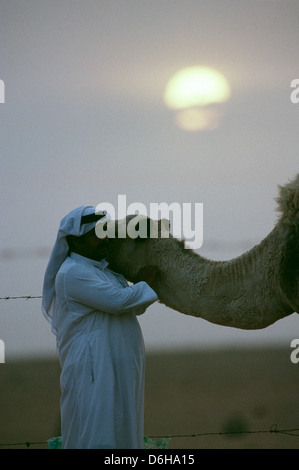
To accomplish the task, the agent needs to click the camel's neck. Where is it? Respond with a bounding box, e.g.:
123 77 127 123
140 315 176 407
152 227 293 329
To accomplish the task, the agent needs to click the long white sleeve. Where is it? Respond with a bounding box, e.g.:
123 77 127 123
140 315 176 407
56 256 158 316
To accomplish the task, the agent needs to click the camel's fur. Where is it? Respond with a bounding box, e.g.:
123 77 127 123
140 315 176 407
107 174 299 330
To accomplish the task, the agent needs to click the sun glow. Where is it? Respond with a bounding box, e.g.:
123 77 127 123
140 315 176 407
174 107 222 132
164 66 231 131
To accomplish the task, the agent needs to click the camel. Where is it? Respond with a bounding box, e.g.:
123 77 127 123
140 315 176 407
106 174 299 330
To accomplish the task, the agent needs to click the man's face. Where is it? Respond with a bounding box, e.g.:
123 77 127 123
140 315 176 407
74 228 109 261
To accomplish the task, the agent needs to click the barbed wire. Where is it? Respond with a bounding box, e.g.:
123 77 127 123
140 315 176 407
0 425 299 448
0 295 42 300
151 424 299 439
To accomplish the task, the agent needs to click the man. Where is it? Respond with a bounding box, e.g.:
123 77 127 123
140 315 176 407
42 206 158 449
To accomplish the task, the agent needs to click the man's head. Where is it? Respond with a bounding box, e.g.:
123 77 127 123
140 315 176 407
67 228 108 262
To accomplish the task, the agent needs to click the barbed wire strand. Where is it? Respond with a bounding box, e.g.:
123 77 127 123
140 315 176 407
0 295 42 300
151 425 299 439
0 425 299 448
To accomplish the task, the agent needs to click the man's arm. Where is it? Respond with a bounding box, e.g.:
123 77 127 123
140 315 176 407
62 265 158 315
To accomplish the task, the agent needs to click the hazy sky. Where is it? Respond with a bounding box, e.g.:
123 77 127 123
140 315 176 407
1 0 298 358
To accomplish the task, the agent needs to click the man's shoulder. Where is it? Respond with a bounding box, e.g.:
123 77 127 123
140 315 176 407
58 256 87 277
58 255 106 280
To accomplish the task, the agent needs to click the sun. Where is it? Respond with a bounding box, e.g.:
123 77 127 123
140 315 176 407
164 66 231 110
163 66 231 131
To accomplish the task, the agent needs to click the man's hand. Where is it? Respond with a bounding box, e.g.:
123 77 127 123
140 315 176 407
136 265 160 289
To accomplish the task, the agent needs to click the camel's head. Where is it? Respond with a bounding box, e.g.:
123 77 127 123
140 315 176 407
102 214 170 282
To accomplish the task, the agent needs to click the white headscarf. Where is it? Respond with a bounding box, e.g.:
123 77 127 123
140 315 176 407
42 205 106 332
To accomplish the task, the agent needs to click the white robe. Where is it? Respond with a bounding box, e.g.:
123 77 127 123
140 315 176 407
53 252 158 449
